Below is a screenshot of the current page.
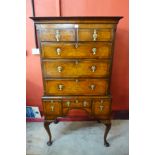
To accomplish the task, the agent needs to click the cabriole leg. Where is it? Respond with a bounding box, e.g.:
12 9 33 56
44 121 53 146
104 123 111 147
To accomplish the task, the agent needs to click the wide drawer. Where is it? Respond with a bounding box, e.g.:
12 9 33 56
42 59 111 78
42 99 62 116
44 79 109 95
41 42 112 58
92 98 111 116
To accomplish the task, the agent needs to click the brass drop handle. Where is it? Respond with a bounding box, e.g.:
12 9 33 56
90 84 95 90
51 106 54 112
91 66 96 72
56 48 61 55
75 100 79 103
83 101 87 107
55 29 60 41
57 66 63 72
92 48 97 55
100 105 104 111
58 84 64 91
93 29 97 41
66 101 70 107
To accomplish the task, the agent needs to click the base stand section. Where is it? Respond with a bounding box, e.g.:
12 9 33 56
44 119 112 147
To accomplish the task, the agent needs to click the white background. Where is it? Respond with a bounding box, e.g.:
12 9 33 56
0 0 155 154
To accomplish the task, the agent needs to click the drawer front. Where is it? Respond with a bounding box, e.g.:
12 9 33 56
42 60 111 78
78 29 113 41
44 79 109 95
39 29 75 41
42 100 62 115
41 42 112 58
62 99 91 108
92 99 111 116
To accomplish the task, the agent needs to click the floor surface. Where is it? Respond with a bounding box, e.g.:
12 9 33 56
26 120 129 155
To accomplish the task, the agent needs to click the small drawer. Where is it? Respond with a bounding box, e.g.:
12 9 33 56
78 28 113 41
41 42 112 59
42 99 62 115
42 59 111 78
62 99 91 108
92 98 111 116
44 79 109 96
39 29 75 41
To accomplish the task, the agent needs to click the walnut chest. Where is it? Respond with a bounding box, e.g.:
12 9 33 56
31 16 122 147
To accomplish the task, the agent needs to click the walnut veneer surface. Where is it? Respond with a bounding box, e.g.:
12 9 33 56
30 16 122 147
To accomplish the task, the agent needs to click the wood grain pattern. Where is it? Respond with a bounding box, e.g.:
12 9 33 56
41 42 112 58
79 29 113 41
44 79 109 95
42 59 111 78
39 28 113 41
42 96 111 118
43 100 62 115
62 99 91 108
63 107 91 116
92 99 111 116
39 29 75 41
